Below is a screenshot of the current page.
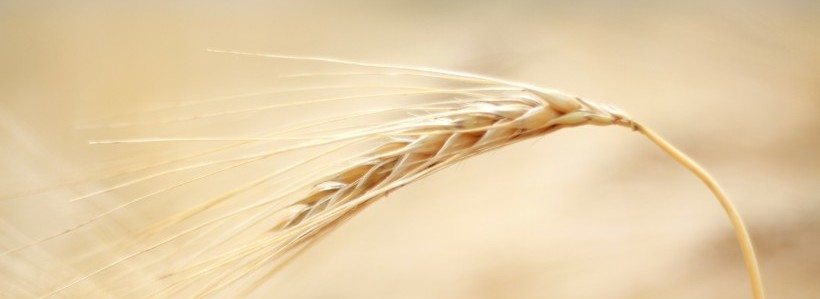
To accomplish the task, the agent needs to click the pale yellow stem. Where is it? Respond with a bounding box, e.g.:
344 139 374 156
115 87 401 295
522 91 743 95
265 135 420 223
635 123 764 299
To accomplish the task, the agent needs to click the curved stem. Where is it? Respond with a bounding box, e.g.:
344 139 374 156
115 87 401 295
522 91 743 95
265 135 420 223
634 123 764 299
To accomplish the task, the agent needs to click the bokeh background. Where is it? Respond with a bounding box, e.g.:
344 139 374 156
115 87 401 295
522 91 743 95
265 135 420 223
1 0 818 298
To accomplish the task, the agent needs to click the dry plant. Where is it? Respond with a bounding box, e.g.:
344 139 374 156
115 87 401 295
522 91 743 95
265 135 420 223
0 50 764 298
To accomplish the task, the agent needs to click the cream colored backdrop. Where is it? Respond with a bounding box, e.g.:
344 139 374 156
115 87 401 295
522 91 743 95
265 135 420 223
1 1 818 298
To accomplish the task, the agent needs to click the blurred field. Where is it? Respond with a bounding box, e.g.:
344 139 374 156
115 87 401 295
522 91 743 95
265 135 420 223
1 0 819 298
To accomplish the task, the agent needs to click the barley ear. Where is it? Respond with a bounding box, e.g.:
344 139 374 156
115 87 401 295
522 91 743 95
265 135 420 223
634 123 765 299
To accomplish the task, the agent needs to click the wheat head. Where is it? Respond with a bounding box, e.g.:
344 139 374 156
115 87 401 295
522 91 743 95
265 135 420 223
3 51 763 299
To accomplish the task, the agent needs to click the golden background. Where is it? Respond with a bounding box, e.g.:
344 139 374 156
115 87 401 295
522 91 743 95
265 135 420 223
1 0 818 298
